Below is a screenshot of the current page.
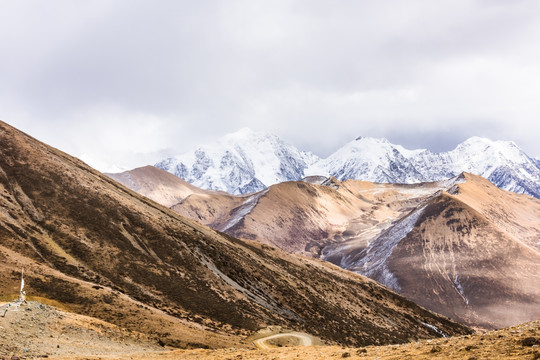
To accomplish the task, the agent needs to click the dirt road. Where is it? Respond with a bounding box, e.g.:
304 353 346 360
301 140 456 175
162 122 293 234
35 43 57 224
253 332 314 349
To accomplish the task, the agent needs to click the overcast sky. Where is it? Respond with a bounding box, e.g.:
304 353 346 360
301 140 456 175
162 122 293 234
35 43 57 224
1 0 540 172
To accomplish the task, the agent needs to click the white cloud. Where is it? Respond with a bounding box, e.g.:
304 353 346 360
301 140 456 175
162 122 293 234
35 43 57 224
1 0 540 170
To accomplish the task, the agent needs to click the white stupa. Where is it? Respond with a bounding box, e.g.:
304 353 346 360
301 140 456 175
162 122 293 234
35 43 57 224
19 268 26 302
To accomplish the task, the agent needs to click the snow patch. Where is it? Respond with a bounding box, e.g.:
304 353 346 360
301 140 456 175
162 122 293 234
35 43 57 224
451 256 469 305
220 189 269 232
421 322 449 338
347 205 427 291
453 274 469 305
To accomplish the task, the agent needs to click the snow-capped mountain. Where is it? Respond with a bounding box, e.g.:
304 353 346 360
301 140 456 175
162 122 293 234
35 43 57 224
155 128 319 194
155 130 540 198
306 137 428 184
409 137 540 198
310 135 540 198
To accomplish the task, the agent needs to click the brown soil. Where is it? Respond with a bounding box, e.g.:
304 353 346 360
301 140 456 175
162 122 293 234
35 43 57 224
45 318 540 360
0 301 162 358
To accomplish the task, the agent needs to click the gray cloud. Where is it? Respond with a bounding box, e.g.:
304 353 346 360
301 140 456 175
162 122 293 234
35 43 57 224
1 0 540 171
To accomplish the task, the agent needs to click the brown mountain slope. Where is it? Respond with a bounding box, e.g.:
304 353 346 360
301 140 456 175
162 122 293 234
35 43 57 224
174 178 443 256
0 120 471 350
387 193 539 329
117 168 540 329
450 173 540 252
186 179 375 254
108 169 445 256
106 165 211 207
107 166 247 227
333 176 540 329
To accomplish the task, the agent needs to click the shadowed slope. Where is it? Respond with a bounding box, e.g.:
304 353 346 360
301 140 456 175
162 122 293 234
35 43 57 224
0 120 471 349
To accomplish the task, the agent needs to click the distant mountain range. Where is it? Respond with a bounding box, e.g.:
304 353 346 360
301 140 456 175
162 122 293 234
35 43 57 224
155 129 540 198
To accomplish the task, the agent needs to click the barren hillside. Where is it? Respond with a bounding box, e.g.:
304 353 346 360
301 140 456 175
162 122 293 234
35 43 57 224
113 167 540 329
106 166 211 208
0 120 471 351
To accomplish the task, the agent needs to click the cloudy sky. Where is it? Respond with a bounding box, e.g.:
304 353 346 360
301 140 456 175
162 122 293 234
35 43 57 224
1 0 540 171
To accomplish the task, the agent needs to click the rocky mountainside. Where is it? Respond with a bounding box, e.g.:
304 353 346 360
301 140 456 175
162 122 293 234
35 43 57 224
156 128 318 195
0 120 471 350
329 174 540 329
154 130 540 198
112 167 540 329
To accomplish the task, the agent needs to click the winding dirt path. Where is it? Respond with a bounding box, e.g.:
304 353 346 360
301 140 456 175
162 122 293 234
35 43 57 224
253 332 314 349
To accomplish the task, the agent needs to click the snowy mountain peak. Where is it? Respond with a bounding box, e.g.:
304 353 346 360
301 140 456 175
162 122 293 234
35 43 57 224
220 127 269 142
156 128 320 194
337 137 398 158
457 136 517 151
307 136 426 184
459 135 491 144
453 137 526 165
306 135 540 197
409 137 540 197
354 136 390 144
393 144 427 159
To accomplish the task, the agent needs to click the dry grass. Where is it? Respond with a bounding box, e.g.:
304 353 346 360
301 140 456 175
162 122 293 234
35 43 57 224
48 319 540 360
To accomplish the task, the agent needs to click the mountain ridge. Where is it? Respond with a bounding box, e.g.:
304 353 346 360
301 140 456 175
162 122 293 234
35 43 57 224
154 129 540 198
